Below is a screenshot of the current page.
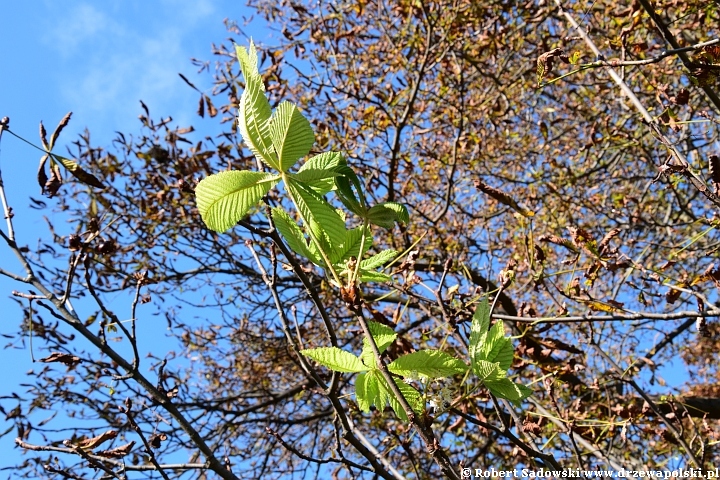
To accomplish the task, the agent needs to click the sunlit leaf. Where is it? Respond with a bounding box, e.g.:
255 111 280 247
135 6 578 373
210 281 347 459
286 179 346 255
331 226 372 264
360 321 397 368
388 350 468 379
360 249 397 270
385 377 423 422
195 170 279 233
485 377 533 406
367 202 409 228
301 347 367 373
269 101 315 172
235 42 278 169
271 207 321 264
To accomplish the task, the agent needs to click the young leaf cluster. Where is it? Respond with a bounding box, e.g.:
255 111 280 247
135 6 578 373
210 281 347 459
468 298 532 406
301 322 468 421
194 41 408 285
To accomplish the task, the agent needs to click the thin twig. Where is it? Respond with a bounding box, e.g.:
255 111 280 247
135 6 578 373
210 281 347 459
492 309 720 323
16 438 208 472
553 0 720 210
121 398 172 480
0 117 15 242
266 426 374 473
635 0 720 113
244 240 402 480
587 338 701 468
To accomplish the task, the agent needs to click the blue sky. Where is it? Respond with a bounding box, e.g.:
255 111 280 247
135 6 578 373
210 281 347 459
0 1 273 472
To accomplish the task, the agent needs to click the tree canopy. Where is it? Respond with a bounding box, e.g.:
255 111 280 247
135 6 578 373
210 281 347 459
1 0 720 478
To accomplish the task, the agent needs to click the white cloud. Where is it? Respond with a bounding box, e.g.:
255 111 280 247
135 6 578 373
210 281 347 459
40 1 223 139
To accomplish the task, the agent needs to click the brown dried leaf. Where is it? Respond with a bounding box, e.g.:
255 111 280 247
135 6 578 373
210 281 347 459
75 430 118 450
597 228 621 254
39 122 49 151
49 112 72 149
522 417 542 435
96 441 135 459
178 73 200 92
205 95 218 117
539 234 579 254
148 432 168 449
709 155 720 195
474 179 534 217
37 155 49 193
536 48 564 85
665 287 682 304
44 163 63 197
197 95 205 118
672 88 689 106
38 352 81 367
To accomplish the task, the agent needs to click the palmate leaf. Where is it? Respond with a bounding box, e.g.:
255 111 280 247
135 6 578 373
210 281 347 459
473 359 501 381
481 321 515 370
301 347 367 373
271 207 321 265
286 180 346 256
269 101 315 172
357 371 421 421
235 43 277 170
195 171 279 233
485 334 514 371
388 350 468 379
367 202 409 228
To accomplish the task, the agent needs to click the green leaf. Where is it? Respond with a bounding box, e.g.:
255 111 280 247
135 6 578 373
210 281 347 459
385 377 423 422
271 207 321 264
357 270 392 283
360 249 398 270
235 42 277 170
388 350 468 379
360 321 397 368
487 336 514 372
469 298 491 370
481 321 506 361
269 101 315 172
473 359 502 381
52 154 104 189
331 226 372 264
367 202 409 228
286 180 346 256
334 166 366 216
355 372 381 413
485 377 532 406
301 347 367 373
296 152 345 195
195 171 279 233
